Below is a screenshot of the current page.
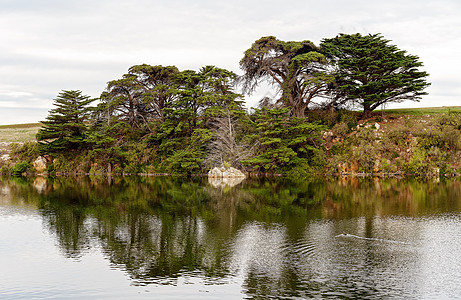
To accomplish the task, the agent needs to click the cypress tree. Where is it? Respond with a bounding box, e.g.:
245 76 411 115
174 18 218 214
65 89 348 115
37 90 95 153
320 33 430 117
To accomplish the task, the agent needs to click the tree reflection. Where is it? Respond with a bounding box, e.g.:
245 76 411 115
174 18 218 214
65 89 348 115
2 175 461 298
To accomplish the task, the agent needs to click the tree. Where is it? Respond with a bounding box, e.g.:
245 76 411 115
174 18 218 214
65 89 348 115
98 74 146 130
240 36 333 118
242 108 326 173
206 107 251 169
152 66 243 173
127 64 180 121
37 90 95 152
320 33 431 118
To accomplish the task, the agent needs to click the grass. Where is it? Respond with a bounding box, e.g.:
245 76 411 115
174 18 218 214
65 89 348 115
379 106 461 116
0 123 41 143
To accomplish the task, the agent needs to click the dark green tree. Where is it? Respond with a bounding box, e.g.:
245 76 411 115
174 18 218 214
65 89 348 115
98 74 146 131
37 90 95 153
240 36 333 118
242 108 326 173
153 66 243 173
127 64 180 121
320 33 431 118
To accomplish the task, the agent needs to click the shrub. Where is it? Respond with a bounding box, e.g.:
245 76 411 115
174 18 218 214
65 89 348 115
354 143 378 173
0 165 10 175
9 161 30 176
10 142 40 163
381 158 397 173
418 127 461 151
331 122 349 137
405 148 428 175
386 128 410 146
338 110 358 129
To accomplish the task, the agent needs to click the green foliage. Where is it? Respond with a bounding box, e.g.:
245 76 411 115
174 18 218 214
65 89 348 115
37 90 95 153
331 122 349 137
243 108 326 173
160 128 213 174
240 36 332 118
416 113 461 151
10 141 40 163
0 165 9 175
321 33 430 117
16 39 436 176
122 142 156 174
10 161 30 176
338 110 358 129
162 149 205 174
405 147 429 175
385 127 411 147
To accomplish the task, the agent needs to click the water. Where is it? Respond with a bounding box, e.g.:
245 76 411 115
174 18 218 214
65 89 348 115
1 176 461 299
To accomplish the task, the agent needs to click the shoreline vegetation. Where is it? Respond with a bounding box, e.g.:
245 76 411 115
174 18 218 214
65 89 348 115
3 107 461 178
1 33 445 178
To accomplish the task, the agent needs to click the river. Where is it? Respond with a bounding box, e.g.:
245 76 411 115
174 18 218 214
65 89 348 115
1 175 461 299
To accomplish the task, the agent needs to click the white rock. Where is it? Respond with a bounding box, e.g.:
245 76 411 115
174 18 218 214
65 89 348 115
33 156 47 173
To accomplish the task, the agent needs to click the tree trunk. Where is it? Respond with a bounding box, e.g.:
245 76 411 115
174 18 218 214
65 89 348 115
363 103 372 119
292 102 308 118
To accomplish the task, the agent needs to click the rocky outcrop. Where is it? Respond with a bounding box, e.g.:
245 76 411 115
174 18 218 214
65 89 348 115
33 156 48 173
208 166 246 178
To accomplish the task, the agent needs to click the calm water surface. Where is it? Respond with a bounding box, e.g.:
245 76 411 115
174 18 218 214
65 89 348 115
1 176 461 299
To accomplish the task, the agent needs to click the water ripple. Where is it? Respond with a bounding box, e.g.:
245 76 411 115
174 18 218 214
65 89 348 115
335 233 411 245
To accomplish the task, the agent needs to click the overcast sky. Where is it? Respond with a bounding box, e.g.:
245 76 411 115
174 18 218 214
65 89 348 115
0 0 460 125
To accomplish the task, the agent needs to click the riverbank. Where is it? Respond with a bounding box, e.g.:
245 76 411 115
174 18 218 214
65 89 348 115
2 108 461 177
324 109 461 177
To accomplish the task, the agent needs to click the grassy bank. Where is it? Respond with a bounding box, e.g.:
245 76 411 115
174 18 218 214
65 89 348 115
379 106 461 116
3 107 461 177
0 123 41 143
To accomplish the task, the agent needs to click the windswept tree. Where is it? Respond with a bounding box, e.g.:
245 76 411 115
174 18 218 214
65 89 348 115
240 36 333 118
37 90 95 153
164 65 242 132
128 64 180 121
320 33 430 118
98 74 146 130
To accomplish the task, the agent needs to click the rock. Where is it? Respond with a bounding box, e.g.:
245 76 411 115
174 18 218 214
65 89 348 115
208 166 246 178
375 123 380 130
33 156 47 173
323 131 334 138
373 159 381 173
1 154 10 161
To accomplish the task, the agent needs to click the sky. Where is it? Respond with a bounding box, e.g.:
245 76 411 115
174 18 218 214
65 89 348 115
0 0 460 125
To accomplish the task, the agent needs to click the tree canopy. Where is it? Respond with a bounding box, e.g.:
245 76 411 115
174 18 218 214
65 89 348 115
320 33 430 117
37 90 94 153
240 36 333 118
30 32 433 176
